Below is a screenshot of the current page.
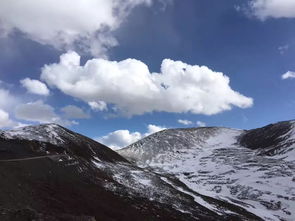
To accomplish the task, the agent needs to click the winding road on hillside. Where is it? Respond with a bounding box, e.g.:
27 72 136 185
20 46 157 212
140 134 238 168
0 154 66 162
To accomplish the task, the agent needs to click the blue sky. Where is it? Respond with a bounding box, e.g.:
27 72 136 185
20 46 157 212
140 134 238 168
0 0 294 149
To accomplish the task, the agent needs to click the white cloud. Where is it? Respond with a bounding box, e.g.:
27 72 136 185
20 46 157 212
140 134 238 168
178 119 193 125
145 124 166 135
0 87 24 128
15 100 58 123
177 119 206 127
0 108 15 128
282 71 295 79
61 105 90 119
0 88 19 111
0 0 152 56
41 51 253 117
97 130 142 150
249 0 295 19
196 121 206 127
88 101 107 111
20 78 50 96
0 84 78 128
96 124 166 150
14 100 74 126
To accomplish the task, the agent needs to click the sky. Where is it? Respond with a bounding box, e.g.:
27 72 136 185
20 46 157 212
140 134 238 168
0 0 294 149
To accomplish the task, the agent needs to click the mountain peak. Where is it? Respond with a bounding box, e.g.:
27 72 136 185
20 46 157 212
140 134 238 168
1 123 67 145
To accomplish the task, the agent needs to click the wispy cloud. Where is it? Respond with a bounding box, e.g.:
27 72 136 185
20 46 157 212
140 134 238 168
196 121 206 127
178 119 193 125
15 100 76 126
61 105 90 119
278 44 289 55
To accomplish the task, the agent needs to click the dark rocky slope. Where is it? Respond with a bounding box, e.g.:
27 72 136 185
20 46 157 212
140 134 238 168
239 120 295 156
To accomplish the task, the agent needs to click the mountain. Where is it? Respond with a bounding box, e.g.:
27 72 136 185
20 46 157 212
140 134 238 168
0 123 258 221
118 120 295 221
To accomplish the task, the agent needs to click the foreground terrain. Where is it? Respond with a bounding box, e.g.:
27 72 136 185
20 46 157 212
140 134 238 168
0 124 259 221
0 121 294 220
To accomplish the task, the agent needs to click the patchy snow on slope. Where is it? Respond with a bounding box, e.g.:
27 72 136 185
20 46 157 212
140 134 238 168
0 123 65 145
159 176 225 216
272 121 295 161
90 159 202 218
119 126 295 221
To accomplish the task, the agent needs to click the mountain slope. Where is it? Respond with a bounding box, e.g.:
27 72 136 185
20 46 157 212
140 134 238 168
0 124 255 221
240 120 295 159
118 120 295 221
0 123 125 162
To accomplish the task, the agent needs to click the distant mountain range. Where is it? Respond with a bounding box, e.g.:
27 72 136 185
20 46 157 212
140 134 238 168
0 120 294 220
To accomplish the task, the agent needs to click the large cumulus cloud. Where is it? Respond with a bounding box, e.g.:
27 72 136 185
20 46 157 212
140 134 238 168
41 51 253 116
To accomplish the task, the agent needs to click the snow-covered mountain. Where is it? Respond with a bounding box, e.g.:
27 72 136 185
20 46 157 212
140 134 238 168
0 123 258 220
118 120 295 221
